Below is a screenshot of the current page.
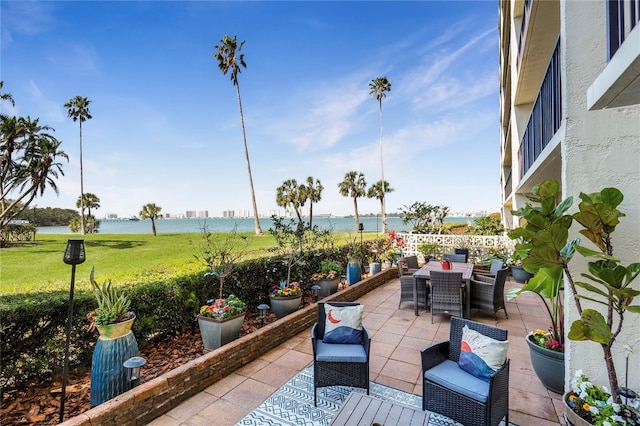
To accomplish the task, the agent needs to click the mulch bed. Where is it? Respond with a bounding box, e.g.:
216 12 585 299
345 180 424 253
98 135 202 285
0 308 288 425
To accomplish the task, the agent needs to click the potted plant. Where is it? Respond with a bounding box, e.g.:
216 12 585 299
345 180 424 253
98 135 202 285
311 260 343 297
269 280 303 319
561 186 640 423
506 180 575 394
193 225 250 352
507 253 535 283
417 242 442 264
86 267 135 338
508 179 640 414
86 267 138 406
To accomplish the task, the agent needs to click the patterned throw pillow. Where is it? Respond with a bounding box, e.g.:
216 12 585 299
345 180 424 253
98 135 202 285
323 304 364 344
458 325 508 382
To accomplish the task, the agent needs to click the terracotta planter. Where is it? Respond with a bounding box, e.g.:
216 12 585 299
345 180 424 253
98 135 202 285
95 315 135 339
526 333 565 394
269 294 302 319
197 312 245 352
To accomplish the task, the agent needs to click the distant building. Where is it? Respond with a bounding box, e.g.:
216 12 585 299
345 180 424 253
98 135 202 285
223 210 235 218
185 210 196 219
197 210 208 219
105 213 118 219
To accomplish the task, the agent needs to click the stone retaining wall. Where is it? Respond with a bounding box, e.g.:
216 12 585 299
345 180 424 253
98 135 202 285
61 268 397 425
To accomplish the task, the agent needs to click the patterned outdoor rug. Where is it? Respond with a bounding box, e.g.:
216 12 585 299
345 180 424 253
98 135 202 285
236 365 517 426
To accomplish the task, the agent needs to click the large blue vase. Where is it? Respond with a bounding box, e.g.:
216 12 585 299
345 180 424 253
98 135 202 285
90 331 138 406
346 261 361 285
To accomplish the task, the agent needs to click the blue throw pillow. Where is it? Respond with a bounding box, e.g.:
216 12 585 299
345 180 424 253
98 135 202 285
458 325 508 382
323 304 364 344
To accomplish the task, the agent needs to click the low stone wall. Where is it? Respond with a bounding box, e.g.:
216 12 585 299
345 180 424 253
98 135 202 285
61 268 397 426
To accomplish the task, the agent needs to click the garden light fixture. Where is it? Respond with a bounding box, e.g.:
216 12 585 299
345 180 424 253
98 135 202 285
257 304 270 328
310 285 321 302
123 356 147 387
60 239 86 423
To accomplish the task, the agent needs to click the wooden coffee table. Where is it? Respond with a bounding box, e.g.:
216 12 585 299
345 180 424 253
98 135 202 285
330 392 430 426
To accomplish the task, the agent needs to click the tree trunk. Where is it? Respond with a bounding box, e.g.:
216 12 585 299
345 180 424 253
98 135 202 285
353 197 359 232
79 121 85 236
151 218 157 236
235 83 262 236
379 101 386 234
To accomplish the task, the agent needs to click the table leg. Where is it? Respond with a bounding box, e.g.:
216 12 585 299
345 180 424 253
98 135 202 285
413 276 419 316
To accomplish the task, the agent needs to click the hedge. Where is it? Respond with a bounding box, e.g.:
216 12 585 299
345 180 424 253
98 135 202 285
0 247 348 389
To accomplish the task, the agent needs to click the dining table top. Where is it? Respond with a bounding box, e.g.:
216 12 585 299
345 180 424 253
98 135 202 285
413 261 474 280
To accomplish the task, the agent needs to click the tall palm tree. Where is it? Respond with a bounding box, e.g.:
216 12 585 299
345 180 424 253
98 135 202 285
139 203 162 236
214 35 262 236
369 77 391 233
367 180 394 230
276 179 304 224
0 81 15 108
303 176 323 228
64 96 92 235
338 171 367 232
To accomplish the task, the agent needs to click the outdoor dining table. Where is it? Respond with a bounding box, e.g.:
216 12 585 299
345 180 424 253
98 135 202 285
412 261 474 317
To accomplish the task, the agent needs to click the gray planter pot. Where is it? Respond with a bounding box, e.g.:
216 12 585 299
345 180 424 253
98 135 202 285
526 333 565 394
197 313 245 352
511 265 534 283
317 278 340 298
269 295 302 319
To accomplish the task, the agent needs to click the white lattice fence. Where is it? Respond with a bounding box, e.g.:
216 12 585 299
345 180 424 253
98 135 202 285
397 233 514 263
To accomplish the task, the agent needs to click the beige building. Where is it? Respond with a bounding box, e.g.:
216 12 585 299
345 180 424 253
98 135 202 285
499 0 639 392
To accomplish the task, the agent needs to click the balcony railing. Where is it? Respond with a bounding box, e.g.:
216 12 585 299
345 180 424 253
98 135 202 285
517 0 533 69
519 36 562 179
608 0 640 60
504 168 512 199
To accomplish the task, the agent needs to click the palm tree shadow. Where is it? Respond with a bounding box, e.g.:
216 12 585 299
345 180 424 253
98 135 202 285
85 240 146 249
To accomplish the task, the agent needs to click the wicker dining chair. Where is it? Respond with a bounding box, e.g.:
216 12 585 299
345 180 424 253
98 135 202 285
398 263 428 310
474 259 504 279
429 271 464 323
421 317 509 426
454 248 469 263
442 253 467 263
311 302 370 406
471 267 510 319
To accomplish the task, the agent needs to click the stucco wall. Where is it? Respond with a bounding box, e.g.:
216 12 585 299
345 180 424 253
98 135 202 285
561 0 640 392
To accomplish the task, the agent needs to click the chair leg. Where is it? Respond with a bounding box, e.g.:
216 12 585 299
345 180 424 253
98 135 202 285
504 306 509 319
314 387 317 407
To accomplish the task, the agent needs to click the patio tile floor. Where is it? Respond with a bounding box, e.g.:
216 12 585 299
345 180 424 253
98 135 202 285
149 275 566 425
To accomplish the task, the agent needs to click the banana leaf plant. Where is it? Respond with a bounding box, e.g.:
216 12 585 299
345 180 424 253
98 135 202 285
508 179 640 403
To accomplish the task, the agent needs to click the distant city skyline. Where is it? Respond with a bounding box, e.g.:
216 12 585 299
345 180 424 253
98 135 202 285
2 1 500 218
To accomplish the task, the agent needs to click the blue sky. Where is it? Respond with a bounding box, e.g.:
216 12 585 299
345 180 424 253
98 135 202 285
2 1 499 219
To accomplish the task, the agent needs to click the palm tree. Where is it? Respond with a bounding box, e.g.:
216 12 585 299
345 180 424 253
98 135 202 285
0 81 14 108
214 35 262 236
76 193 100 222
369 77 391 233
64 96 92 235
302 176 323 228
338 171 367 232
139 203 162 236
1 114 67 230
367 180 394 229
276 179 304 224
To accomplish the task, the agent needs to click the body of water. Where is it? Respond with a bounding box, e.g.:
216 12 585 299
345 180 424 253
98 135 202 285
37 216 472 234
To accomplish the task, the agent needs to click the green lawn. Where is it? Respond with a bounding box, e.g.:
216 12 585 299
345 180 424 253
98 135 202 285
0 231 370 295
0 233 277 294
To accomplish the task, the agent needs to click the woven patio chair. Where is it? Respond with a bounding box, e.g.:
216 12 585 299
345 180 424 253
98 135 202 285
311 302 370 406
442 253 467 263
429 271 464 323
398 263 428 310
474 259 504 280
454 248 469 263
471 267 510 319
421 317 510 426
